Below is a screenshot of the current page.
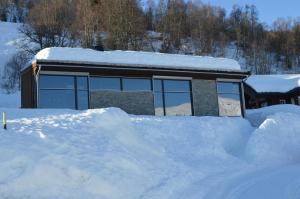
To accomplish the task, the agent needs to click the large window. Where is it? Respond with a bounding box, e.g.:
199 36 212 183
90 77 121 91
39 75 89 109
154 79 192 116
90 77 152 91
123 78 152 91
76 77 89 110
217 82 242 116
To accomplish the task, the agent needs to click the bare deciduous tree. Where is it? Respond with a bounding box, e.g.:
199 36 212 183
1 51 31 92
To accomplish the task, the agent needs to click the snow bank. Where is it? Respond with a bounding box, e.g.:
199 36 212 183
0 108 252 199
246 104 300 126
245 74 300 93
245 105 300 165
32 47 242 72
0 106 300 198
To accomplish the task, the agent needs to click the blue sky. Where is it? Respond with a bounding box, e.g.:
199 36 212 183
200 0 300 25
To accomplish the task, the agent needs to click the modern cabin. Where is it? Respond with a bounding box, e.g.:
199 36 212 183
21 47 249 116
244 75 300 109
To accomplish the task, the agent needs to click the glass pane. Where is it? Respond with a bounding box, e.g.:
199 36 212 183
39 90 75 109
123 78 151 91
153 79 162 92
154 92 164 116
217 82 240 94
218 94 242 116
39 75 74 89
77 90 89 110
164 80 190 92
164 93 192 116
77 76 88 90
90 77 121 91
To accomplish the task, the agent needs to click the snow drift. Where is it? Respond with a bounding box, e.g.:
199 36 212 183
0 108 252 199
0 105 300 199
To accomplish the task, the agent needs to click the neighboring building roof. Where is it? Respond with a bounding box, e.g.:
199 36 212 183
30 47 243 72
245 74 300 93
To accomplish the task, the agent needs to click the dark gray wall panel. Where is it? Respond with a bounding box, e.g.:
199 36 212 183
90 91 155 115
192 79 219 116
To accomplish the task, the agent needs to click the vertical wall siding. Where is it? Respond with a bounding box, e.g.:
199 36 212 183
21 68 36 108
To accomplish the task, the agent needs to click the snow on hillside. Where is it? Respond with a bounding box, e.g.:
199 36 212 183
0 106 300 199
0 22 22 78
0 22 22 106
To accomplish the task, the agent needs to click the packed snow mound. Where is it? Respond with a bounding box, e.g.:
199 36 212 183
246 111 300 165
246 104 300 126
245 74 300 93
31 47 242 71
0 108 253 199
245 105 300 165
0 106 300 199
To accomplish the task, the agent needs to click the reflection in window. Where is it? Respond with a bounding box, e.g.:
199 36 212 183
164 93 192 116
217 82 242 116
39 90 75 109
164 80 190 92
154 79 192 116
77 76 88 90
39 75 74 89
153 79 162 92
39 75 89 110
90 77 121 91
76 76 89 110
77 90 89 110
123 78 151 91
154 92 164 116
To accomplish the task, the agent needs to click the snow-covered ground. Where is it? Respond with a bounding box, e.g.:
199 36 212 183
1 21 300 199
0 105 300 199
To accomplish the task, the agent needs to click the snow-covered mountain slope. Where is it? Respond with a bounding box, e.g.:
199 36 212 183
0 22 22 77
0 22 22 106
0 106 300 199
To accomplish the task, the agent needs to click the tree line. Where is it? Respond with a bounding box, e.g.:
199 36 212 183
1 0 300 91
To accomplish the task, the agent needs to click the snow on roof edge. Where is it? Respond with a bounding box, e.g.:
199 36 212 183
25 47 246 73
245 75 300 93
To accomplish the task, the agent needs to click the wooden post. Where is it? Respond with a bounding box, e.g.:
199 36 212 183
3 112 6 130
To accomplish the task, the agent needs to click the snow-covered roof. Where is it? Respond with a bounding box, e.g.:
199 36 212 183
246 74 300 93
31 47 243 72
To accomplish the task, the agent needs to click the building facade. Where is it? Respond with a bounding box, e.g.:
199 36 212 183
244 75 300 109
21 48 249 117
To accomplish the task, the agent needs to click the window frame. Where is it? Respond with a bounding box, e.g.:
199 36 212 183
122 77 153 91
216 80 244 117
89 76 153 92
89 76 122 91
38 74 90 110
153 78 194 116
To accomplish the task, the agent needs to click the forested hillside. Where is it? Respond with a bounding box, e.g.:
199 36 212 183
1 0 300 92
